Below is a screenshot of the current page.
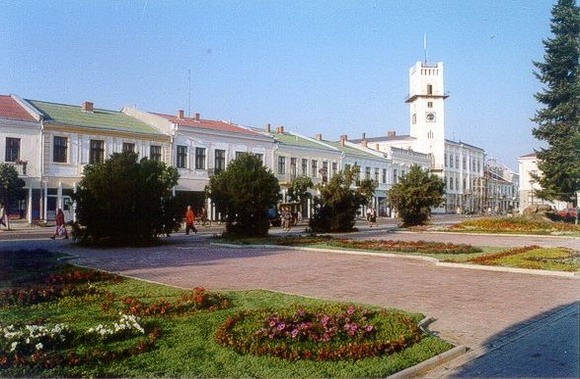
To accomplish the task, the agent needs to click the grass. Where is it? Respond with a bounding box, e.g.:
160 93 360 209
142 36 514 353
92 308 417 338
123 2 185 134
0 250 452 377
469 246 580 272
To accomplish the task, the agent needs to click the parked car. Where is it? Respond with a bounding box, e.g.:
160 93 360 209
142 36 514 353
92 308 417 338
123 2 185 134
556 207 577 218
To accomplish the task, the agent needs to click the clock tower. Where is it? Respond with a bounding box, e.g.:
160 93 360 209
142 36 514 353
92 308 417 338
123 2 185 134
405 61 448 173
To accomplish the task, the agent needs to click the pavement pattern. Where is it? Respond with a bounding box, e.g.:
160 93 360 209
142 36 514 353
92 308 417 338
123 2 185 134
1 221 579 377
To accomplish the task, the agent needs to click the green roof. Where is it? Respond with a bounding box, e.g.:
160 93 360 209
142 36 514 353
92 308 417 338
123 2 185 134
323 140 381 159
273 132 337 151
27 100 164 136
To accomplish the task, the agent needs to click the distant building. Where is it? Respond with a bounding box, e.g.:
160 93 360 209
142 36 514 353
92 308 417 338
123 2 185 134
518 153 567 212
484 158 519 214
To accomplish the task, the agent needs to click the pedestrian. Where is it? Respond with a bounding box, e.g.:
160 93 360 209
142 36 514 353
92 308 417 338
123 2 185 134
50 208 69 240
200 206 209 226
0 202 6 229
369 207 377 227
366 207 372 226
185 205 197 235
281 207 292 232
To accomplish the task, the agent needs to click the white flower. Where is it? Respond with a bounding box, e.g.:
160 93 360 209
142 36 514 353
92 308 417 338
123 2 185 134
35 342 43 350
9 341 18 352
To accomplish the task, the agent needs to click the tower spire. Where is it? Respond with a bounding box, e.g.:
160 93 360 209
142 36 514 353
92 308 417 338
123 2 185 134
423 33 428 64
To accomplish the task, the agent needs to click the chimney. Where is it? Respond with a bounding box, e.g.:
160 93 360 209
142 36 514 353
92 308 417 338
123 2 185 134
362 132 366 140
81 101 94 113
375 143 380 151
195 112 200 121
361 139 368 148
265 123 271 133
315 133 322 140
177 110 184 119
387 130 396 138
339 134 347 146
276 125 285 134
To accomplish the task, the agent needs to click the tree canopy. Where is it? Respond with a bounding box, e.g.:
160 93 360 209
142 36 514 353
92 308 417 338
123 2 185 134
387 165 445 226
531 0 580 205
73 151 180 244
309 166 376 233
0 163 25 214
206 153 280 237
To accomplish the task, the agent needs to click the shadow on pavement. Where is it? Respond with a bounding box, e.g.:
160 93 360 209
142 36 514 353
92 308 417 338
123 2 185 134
450 302 579 378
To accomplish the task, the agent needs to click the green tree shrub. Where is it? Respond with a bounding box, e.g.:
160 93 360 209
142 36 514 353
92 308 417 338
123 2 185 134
531 0 579 205
309 166 376 233
73 152 180 244
206 153 280 238
0 163 26 223
387 165 445 226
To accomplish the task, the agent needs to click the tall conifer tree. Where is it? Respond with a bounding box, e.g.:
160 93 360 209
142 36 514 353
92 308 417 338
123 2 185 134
531 0 579 204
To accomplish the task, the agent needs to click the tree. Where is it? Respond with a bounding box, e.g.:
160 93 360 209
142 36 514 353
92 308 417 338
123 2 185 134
206 153 280 238
0 163 25 228
73 151 180 244
309 166 376 233
387 165 445 226
531 0 580 205
287 176 314 203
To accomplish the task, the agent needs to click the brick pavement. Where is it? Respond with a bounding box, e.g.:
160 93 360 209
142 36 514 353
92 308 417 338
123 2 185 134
54 236 579 349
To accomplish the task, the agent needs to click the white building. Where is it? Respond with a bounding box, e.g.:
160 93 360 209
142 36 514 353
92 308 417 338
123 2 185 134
518 153 566 212
124 107 275 218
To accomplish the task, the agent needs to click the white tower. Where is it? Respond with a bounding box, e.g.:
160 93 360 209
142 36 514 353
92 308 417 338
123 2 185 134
405 61 448 173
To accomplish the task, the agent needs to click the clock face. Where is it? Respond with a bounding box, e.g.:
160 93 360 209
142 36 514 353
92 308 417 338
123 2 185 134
426 112 436 122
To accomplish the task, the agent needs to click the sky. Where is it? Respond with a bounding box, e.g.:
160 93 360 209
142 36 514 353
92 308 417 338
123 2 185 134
1 0 557 170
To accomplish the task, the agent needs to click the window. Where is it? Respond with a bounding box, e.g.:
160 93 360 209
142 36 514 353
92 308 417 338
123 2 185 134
53 136 68 163
5 138 20 162
444 153 448 167
122 142 135 153
455 156 459 169
427 84 433 95
89 140 104 164
177 145 187 168
301 159 308 176
365 167 371 180
235 151 244 159
195 147 206 169
278 156 286 175
382 168 387 184
393 169 398 184
449 177 453 190
214 149 226 173
254 153 264 162
412 113 416 124
290 158 297 178
150 145 161 161
462 157 466 170
332 162 338 176
463 178 467 191
311 160 318 178
374 168 380 182
428 101 433 108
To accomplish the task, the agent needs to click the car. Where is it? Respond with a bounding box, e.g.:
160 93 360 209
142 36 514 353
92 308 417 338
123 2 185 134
556 207 577 218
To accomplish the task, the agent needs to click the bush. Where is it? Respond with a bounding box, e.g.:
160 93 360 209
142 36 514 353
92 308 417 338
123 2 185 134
73 152 180 245
206 153 280 238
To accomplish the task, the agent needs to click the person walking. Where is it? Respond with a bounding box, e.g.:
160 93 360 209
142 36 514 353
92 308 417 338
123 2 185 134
185 205 197 235
50 208 69 239
200 206 209 226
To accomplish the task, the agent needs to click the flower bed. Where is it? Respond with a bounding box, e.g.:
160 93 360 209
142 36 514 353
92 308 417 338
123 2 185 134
215 304 423 361
449 216 580 235
470 246 580 271
256 236 481 254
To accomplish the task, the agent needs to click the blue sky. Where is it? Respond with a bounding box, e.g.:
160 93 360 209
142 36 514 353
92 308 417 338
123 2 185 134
2 0 556 169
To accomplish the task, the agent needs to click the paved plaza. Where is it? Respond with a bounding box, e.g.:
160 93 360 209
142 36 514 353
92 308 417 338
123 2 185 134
1 220 578 377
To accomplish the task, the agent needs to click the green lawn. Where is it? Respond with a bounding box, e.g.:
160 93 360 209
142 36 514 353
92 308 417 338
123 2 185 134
0 250 452 378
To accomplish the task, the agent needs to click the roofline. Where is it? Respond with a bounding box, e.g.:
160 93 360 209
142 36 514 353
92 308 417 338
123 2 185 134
11 95 44 121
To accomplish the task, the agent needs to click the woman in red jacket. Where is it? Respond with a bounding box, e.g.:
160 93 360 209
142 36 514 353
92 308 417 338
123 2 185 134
185 205 197 235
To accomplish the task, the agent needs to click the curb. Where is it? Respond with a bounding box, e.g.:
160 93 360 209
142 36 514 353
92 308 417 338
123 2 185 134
387 345 469 378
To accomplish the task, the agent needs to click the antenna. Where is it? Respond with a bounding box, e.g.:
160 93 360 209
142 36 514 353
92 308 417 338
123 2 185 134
187 69 192 117
423 33 428 64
